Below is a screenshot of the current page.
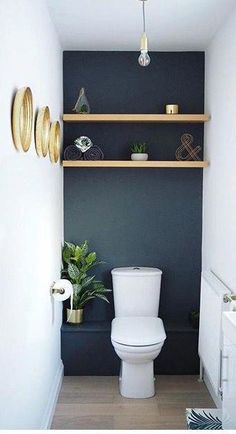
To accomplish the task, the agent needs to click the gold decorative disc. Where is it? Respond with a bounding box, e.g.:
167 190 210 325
35 106 50 157
12 87 33 152
49 121 61 163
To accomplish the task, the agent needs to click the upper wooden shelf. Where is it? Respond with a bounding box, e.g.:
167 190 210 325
63 160 209 168
63 114 210 123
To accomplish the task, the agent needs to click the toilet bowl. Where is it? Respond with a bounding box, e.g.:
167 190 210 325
111 316 166 398
111 267 166 399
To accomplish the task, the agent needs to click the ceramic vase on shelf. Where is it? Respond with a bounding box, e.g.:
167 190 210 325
131 153 148 161
67 308 83 324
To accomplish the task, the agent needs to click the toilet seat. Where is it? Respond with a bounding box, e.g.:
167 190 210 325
111 316 166 347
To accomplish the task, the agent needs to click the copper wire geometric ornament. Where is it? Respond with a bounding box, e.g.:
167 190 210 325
12 87 33 152
49 121 61 163
35 106 50 157
175 133 202 161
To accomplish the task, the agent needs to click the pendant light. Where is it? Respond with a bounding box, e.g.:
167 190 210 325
138 0 150 67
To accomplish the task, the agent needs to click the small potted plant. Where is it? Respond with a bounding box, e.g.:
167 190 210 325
130 143 148 161
61 240 111 324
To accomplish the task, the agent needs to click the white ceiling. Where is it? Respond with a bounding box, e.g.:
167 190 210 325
47 0 235 51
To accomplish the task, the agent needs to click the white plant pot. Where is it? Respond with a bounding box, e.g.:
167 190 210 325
131 153 148 161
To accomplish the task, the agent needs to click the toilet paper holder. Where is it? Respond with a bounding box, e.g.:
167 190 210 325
50 281 65 295
50 279 73 312
223 293 236 303
52 287 65 295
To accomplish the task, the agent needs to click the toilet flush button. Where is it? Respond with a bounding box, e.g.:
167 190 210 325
133 267 140 270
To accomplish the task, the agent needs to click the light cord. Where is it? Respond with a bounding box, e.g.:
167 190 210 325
142 0 146 33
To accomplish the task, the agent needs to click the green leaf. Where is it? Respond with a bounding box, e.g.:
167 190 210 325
80 272 87 281
79 289 94 301
85 252 97 265
81 275 95 289
91 282 105 290
87 262 105 268
97 288 112 294
130 142 147 153
84 260 105 272
63 241 76 263
80 240 88 257
72 283 82 296
79 292 95 305
91 281 111 292
68 263 80 281
64 241 76 252
74 245 82 261
79 296 96 308
62 246 72 264
95 294 110 303
80 264 90 273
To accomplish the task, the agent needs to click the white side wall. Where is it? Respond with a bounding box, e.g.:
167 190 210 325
0 0 63 429
203 7 236 292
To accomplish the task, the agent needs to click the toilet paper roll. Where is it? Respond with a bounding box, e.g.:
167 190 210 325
51 279 73 320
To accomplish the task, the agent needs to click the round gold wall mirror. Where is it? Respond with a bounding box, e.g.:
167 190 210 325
12 87 33 152
49 121 61 163
35 106 50 157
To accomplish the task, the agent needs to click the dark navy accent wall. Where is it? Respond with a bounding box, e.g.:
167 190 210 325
63 52 204 114
63 51 204 326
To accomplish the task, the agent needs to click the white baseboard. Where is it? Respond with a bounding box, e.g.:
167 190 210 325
40 360 64 430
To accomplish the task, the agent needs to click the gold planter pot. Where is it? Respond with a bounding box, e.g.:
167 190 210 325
67 308 83 324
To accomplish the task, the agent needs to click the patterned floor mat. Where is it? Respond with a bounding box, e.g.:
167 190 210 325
186 408 222 430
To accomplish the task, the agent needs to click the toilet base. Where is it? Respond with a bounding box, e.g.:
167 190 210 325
119 360 155 398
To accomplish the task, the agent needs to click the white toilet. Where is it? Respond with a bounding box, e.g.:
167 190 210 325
111 267 166 399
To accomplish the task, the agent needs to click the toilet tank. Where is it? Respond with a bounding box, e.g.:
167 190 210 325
111 267 162 317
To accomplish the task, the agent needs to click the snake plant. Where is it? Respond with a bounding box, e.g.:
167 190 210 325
130 142 147 153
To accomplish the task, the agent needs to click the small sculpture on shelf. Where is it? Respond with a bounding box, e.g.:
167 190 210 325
175 133 202 161
72 87 90 114
74 136 104 160
74 136 93 152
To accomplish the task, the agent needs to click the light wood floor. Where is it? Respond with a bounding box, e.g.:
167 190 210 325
51 375 215 430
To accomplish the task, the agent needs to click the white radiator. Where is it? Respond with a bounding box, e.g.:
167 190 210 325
198 271 231 398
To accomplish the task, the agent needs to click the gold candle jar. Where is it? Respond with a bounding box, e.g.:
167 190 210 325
165 104 179 114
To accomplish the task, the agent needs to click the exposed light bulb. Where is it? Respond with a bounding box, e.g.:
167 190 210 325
138 32 150 67
138 50 151 67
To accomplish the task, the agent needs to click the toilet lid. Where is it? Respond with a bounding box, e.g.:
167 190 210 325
111 317 166 346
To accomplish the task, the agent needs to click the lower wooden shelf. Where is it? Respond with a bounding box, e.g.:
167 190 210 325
63 160 209 168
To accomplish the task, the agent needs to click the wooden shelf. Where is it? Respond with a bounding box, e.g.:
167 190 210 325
61 320 198 334
63 160 209 168
63 114 210 123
